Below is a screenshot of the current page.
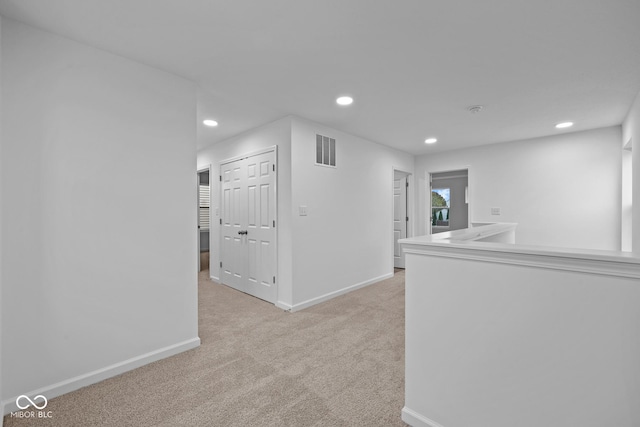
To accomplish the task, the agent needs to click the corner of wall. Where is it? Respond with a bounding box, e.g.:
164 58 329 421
0 14 4 426
277 118 294 308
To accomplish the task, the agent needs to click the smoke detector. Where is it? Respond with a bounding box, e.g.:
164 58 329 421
467 105 484 114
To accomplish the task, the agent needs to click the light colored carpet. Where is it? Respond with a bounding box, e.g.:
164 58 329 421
200 251 210 270
4 270 407 426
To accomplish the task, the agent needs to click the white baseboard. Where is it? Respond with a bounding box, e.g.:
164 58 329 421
210 273 220 282
275 301 292 311
2 337 200 415
289 273 394 312
401 407 444 427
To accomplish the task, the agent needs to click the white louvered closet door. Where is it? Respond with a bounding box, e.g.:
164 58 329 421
199 184 210 231
220 150 276 303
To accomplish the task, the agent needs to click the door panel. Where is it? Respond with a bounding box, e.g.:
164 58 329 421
220 150 276 303
232 188 241 226
245 152 276 302
394 175 407 268
221 159 247 291
248 185 257 227
248 238 257 283
260 184 270 227
259 240 273 290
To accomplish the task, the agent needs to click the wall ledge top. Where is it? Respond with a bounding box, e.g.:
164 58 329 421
400 223 640 279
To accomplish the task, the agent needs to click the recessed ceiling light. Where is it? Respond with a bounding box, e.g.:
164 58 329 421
555 121 573 129
203 119 218 127
425 138 438 144
336 96 354 106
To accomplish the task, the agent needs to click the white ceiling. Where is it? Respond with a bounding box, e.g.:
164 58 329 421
1 0 639 154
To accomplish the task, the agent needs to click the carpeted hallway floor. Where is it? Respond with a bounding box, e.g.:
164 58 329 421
4 270 407 426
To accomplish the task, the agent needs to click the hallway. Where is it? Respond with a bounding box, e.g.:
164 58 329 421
5 271 407 426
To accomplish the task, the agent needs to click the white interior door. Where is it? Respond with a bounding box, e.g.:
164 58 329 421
394 175 408 268
220 150 277 303
221 160 246 290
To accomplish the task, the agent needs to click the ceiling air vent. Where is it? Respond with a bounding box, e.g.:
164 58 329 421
316 134 336 167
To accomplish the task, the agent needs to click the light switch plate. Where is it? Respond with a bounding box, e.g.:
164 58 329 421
491 207 501 215
299 205 308 216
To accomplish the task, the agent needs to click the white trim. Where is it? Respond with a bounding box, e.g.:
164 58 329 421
219 145 277 166
401 407 445 427
402 242 640 280
210 273 220 282
273 146 279 304
275 301 292 311
2 337 200 415
393 167 413 270
426 166 471 175
313 162 337 169
432 173 467 180
289 273 393 312
197 165 211 175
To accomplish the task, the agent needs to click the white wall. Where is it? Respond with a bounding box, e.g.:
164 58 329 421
1 19 199 409
403 245 640 427
416 126 622 250
623 90 640 254
197 116 415 310
290 117 414 307
0 15 3 424
197 117 294 307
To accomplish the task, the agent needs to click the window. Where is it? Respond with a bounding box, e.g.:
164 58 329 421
432 188 450 227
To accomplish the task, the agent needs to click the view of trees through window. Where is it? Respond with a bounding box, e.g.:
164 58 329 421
432 188 450 227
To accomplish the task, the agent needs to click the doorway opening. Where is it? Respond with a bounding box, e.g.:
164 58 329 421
198 167 211 272
622 138 632 252
429 169 469 234
393 169 412 268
